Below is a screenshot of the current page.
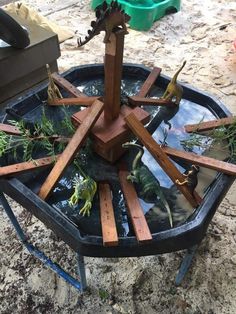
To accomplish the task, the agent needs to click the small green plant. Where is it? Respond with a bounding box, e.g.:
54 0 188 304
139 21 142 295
181 118 236 161
98 288 110 301
0 108 78 162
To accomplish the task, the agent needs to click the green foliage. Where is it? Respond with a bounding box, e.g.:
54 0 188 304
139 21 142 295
0 131 9 157
181 117 236 161
98 288 110 301
60 107 76 135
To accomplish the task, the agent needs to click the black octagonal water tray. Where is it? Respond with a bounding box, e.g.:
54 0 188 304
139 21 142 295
0 64 234 257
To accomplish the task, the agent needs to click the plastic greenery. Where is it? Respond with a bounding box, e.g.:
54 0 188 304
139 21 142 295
0 108 76 161
181 118 236 161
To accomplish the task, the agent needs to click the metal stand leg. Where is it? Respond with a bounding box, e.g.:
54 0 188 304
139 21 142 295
175 244 198 286
77 253 87 292
0 192 84 292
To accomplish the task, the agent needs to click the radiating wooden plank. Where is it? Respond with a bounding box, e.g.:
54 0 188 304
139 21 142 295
38 100 104 200
99 183 118 247
137 67 161 97
185 116 235 133
48 96 99 106
0 123 21 135
128 96 174 107
125 113 202 207
0 155 59 177
51 72 86 97
162 146 236 175
119 167 152 243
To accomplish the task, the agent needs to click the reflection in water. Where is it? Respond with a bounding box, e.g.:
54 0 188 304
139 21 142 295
4 75 230 237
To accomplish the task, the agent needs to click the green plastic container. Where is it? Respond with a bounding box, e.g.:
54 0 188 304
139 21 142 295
91 0 181 31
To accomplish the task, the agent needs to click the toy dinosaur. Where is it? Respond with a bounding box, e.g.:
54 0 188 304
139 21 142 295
69 164 97 216
122 142 173 227
78 1 130 46
176 164 200 195
161 61 186 105
46 64 63 102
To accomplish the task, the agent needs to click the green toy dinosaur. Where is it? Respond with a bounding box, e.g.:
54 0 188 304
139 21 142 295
69 164 97 216
78 0 130 46
161 61 186 105
122 142 173 227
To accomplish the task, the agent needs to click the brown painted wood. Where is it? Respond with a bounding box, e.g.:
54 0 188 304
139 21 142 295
51 72 86 97
119 167 152 243
128 96 175 107
0 155 59 178
38 100 104 200
104 30 125 120
162 146 236 175
185 116 236 133
137 67 161 98
125 113 201 207
99 183 118 247
72 105 150 149
48 97 99 106
72 105 150 163
0 123 21 135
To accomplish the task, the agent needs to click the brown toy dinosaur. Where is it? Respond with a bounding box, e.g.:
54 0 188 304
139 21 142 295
175 164 200 195
46 64 62 102
78 1 130 46
161 61 186 105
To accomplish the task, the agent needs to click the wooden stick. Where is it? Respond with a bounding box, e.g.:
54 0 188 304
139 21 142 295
48 97 99 106
125 113 201 207
104 30 125 120
137 67 161 97
119 167 152 243
128 96 175 107
51 72 86 97
0 123 21 135
185 116 235 133
162 146 236 176
0 123 70 143
99 183 118 247
0 155 59 178
38 100 104 200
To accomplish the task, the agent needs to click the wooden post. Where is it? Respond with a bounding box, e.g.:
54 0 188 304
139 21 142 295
128 96 175 107
0 123 21 135
119 166 152 243
104 29 125 121
137 67 161 97
38 100 104 200
48 96 99 106
125 113 201 208
185 116 236 133
99 183 118 247
162 146 236 176
0 155 59 178
51 72 86 97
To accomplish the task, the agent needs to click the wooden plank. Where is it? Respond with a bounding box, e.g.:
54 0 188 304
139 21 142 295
99 183 118 247
51 72 86 97
104 30 125 120
48 96 99 106
38 100 104 200
128 96 175 107
137 67 161 97
125 113 202 207
119 167 152 243
0 123 21 135
0 155 59 178
185 116 235 133
162 146 236 176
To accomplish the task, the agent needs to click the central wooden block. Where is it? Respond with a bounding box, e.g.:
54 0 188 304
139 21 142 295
72 105 150 163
